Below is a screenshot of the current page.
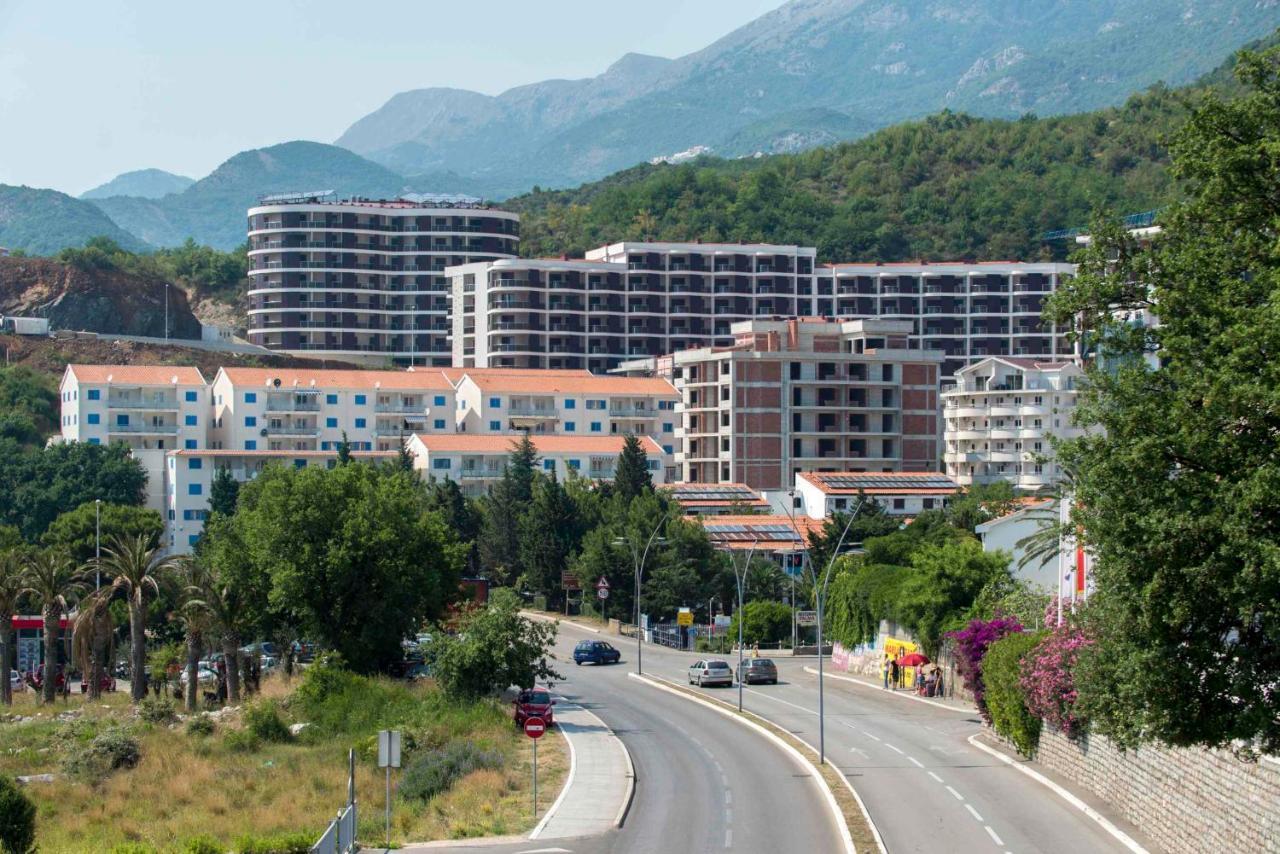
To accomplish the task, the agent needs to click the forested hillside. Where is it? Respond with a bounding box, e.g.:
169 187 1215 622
509 34 1274 262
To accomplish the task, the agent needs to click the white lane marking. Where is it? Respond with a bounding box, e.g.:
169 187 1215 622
725 790 732 806
743 687 817 716
907 756 924 768
862 731 882 742
985 826 1005 846
724 829 733 848
928 771 944 783
850 747 870 759
966 733 1149 854
946 785 964 801
965 803 984 822
884 743 904 755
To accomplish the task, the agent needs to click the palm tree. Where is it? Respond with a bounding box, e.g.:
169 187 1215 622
173 560 213 711
21 550 82 704
184 558 245 703
71 587 115 701
0 549 25 706
100 534 181 703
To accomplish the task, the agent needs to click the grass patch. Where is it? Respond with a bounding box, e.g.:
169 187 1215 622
0 666 568 850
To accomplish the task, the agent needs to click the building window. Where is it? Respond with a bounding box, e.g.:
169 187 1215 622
564 399 576 409
168 509 176 521
489 420 501 431
662 422 673 433
88 437 100 445
590 422 602 433
184 390 198 402
245 392 257 403
646 460 660 470
544 459 555 471
327 394 338 405
116 414 129 426
245 416 257 427
354 394 367 405
87 389 100 401
185 439 197 449
433 395 446 407
189 534 200 546
565 422 576 432
244 440 256 450
355 418 367 429
326 417 338 428
923 498 935 509
567 459 580 470
893 498 905 510
432 458 452 470
663 444 674 455
87 413 100 425
433 419 445 429
489 397 501 409
587 399 606 410
294 459 306 469
189 458 203 470
188 484 203 496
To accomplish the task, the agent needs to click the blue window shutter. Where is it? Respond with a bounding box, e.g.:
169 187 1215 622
489 397 501 409
184 439 197 449
189 458 203 470
355 394 367 405
245 416 256 427
245 392 257 403
326 417 337 428
87 389 100 401
355 418 366 429
327 394 338 405
188 483 203 496
185 390 198 402
185 414 198 426
245 440 256 450
434 395 445 407
87 413 100 425
434 419 445 429
489 420 501 431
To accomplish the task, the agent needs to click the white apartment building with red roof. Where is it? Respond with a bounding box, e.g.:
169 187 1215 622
791 471 960 520
942 356 1084 490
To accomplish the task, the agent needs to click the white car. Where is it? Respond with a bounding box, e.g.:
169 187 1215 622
180 667 219 688
9 669 22 692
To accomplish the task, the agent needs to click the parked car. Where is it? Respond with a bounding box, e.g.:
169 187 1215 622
736 658 778 685
180 668 218 688
513 687 556 727
31 664 65 692
8 669 21 692
688 660 734 688
79 671 117 693
573 640 622 666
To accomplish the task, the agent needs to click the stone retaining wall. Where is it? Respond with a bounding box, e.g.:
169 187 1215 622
1034 726 1280 854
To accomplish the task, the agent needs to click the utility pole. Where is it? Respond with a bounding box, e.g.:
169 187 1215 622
726 541 758 713
616 521 666 675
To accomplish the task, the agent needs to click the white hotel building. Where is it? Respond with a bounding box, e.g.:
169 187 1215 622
246 194 519 366
942 357 1084 491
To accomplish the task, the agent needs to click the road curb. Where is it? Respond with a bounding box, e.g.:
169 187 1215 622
629 671 857 854
528 717 576 840
967 733 1149 854
803 665 973 714
521 610 602 634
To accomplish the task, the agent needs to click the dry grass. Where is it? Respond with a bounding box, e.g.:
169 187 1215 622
0 674 569 852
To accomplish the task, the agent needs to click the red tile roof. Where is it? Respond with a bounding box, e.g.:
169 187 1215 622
410 434 664 455
435 366 594 384
798 471 960 495
461 373 677 396
698 515 824 550
67 365 206 385
218 367 453 391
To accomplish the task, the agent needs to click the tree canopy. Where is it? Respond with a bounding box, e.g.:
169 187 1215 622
0 441 148 541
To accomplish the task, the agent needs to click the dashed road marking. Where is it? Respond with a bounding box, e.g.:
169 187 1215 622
724 829 732 848
928 771 944 783
884 743 904 755
907 756 924 768
863 731 881 742
985 826 1005 846
946 785 964 801
965 803 984 823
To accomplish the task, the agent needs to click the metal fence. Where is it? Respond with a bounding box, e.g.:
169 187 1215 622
311 749 357 854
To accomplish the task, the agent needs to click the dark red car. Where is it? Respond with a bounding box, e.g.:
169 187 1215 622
513 687 555 728
80 671 117 693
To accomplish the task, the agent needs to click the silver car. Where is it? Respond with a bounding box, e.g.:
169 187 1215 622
688 659 734 688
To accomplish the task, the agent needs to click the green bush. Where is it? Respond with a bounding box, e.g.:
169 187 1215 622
223 728 261 753
244 701 292 744
109 845 157 854
729 600 793 646
233 831 312 853
0 774 37 854
63 726 141 777
984 631 1045 757
399 739 504 803
695 635 731 654
138 696 176 724
181 836 221 854
185 715 215 737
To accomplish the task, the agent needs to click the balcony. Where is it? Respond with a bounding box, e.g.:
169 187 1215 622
264 424 319 436
266 397 321 412
108 423 178 435
375 403 426 414
459 469 503 480
508 407 559 420
608 408 653 419
106 397 178 410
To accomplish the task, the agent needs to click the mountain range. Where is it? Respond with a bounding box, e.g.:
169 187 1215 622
0 0 1276 254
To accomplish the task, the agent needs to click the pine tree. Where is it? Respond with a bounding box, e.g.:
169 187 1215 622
518 475 582 603
397 434 414 473
208 466 241 517
336 431 352 466
613 434 652 502
507 433 539 503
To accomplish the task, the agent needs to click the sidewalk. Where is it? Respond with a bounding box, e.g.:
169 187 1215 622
530 699 635 839
801 664 976 713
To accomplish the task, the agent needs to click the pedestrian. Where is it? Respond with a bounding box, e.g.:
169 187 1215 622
882 656 891 689
889 657 900 691
752 642 759 659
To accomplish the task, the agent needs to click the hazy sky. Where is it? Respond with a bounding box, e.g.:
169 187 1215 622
0 0 784 195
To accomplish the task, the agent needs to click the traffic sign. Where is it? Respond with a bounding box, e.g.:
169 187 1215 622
796 610 818 627
561 570 580 590
524 716 547 739
377 729 402 768
677 609 693 627
596 576 610 590
597 587 609 600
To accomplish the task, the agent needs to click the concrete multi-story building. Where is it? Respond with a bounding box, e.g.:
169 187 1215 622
942 356 1084 491
59 365 210 512
448 257 629 373
407 433 668 498
791 471 960 520
817 261 1075 379
668 317 944 491
211 368 458 453
163 448 395 553
452 371 678 450
246 193 519 365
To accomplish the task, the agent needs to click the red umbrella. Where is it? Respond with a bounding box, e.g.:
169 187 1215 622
896 652 930 667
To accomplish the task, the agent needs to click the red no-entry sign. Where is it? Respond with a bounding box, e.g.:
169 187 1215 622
524 716 547 739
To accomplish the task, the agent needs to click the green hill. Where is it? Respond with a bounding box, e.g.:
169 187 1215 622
88 141 411 250
0 185 149 255
508 33 1276 263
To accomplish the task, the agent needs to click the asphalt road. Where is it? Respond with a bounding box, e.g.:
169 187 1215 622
433 621 845 854
633 637 1147 854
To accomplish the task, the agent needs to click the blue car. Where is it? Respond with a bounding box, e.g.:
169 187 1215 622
574 640 621 666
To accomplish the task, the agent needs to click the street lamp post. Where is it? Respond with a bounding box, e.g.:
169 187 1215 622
614 522 666 675
727 541 758 713
811 501 864 765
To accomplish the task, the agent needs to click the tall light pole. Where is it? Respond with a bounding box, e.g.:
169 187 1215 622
723 540 758 713
94 498 102 590
614 521 666 675
783 488 805 651
811 501 864 765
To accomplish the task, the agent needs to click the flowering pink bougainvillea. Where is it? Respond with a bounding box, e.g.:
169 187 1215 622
1019 601 1093 739
947 616 1023 723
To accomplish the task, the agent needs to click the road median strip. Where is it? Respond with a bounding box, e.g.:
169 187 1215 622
628 671 878 854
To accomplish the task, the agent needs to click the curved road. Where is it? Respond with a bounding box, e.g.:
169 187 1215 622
445 620 845 854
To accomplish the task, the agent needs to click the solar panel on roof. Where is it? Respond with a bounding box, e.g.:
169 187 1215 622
819 474 956 490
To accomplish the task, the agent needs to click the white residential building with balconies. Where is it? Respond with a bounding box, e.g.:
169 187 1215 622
942 357 1084 491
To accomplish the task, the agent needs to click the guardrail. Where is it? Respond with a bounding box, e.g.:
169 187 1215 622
311 749 357 854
